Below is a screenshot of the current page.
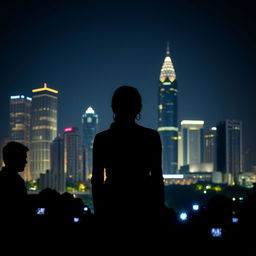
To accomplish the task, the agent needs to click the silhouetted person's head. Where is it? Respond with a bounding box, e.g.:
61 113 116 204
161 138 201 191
111 85 142 123
2 141 28 172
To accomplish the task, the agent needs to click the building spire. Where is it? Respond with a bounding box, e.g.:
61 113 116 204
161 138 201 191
166 41 170 56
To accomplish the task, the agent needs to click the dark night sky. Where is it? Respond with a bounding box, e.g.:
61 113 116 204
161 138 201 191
1 0 256 170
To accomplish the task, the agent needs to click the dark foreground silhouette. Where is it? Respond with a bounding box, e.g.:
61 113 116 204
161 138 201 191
0 175 255 255
91 86 165 233
0 142 28 226
0 186 253 254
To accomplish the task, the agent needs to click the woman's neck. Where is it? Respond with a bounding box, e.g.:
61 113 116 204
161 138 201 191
114 115 135 124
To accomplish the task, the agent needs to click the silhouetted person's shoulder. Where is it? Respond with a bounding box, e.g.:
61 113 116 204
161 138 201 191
93 122 162 186
95 123 160 139
0 167 27 200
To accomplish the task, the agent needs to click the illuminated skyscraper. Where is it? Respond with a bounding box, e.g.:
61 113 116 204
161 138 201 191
181 120 204 166
9 95 32 180
157 43 178 173
64 127 83 183
216 119 243 184
82 107 98 181
30 83 58 180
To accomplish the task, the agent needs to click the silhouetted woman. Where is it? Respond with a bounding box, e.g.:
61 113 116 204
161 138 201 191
91 86 164 227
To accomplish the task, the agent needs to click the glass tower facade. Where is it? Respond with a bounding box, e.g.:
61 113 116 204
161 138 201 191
64 127 82 183
9 95 32 181
157 44 178 174
204 127 217 171
82 107 98 181
30 83 58 180
216 119 243 184
50 136 65 193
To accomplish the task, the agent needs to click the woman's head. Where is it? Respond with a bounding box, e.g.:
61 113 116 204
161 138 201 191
111 86 142 122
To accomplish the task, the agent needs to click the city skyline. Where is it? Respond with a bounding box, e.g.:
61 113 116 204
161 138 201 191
1 0 256 171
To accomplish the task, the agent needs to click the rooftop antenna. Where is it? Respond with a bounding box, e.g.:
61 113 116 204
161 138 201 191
166 40 170 55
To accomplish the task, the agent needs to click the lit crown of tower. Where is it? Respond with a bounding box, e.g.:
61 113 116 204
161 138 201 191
32 82 58 94
85 106 95 114
159 42 176 82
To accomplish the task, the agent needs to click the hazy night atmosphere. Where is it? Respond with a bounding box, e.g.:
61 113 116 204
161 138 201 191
0 0 256 252
1 0 256 157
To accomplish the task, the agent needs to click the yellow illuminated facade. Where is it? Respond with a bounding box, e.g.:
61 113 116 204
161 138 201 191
30 83 58 180
9 95 32 181
181 120 204 166
157 126 178 132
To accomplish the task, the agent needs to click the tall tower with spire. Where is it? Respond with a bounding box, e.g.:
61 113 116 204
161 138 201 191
157 42 178 174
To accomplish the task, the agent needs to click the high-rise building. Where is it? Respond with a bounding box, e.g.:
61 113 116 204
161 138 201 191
157 43 178 174
178 131 183 170
50 136 65 193
9 95 32 180
204 127 217 171
64 127 82 183
216 119 243 184
82 106 98 181
181 120 204 166
30 83 58 180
